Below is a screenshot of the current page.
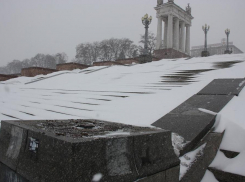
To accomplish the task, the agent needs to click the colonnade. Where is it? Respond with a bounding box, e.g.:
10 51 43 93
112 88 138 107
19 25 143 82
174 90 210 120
156 14 191 55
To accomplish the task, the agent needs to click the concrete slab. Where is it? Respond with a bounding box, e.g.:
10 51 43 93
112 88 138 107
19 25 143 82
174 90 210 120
152 114 216 155
0 119 179 182
169 94 234 115
198 79 245 96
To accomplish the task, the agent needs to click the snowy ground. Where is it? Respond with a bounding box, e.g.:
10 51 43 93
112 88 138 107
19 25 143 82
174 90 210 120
0 54 245 127
1 54 245 181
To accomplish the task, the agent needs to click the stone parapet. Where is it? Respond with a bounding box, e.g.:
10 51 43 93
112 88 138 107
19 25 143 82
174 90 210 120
154 48 190 59
0 74 19 81
21 67 57 77
115 58 140 65
93 61 124 67
0 119 179 182
56 62 89 71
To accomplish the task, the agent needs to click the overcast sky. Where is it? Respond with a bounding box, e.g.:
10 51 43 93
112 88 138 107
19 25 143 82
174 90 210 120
1 0 245 67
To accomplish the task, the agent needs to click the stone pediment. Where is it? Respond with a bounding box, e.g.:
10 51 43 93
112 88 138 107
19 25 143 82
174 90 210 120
155 3 194 25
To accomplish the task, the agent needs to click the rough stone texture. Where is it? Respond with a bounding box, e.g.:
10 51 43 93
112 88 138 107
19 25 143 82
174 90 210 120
0 119 179 182
198 78 245 96
137 166 180 182
0 162 28 182
21 67 57 77
208 168 245 182
0 74 18 81
56 63 89 71
180 132 224 182
93 61 124 67
153 48 190 59
152 94 233 155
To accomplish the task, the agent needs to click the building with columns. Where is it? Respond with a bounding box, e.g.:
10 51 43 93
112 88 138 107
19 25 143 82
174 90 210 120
154 0 194 59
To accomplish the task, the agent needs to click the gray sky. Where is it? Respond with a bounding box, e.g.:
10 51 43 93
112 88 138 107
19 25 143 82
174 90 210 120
1 0 245 67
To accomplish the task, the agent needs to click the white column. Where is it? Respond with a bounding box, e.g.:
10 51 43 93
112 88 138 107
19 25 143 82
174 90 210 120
173 18 180 50
163 19 168 48
185 25 191 55
180 21 185 52
179 27 181 50
156 17 162 50
167 14 173 49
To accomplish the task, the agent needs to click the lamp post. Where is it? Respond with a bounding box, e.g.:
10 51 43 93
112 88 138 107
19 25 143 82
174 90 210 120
137 14 152 64
201 24 210 57
142 14 152 56
224 29 232 54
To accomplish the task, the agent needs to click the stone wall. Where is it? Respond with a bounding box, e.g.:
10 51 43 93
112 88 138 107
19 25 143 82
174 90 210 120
154 48 190 59
93 61 123 66
21 67 57 77
0 74 18 81
56 63 89 71
115 58 140 65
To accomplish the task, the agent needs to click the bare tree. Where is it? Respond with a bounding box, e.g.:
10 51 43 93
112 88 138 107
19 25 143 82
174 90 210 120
75 38 139 64
54 52 68 64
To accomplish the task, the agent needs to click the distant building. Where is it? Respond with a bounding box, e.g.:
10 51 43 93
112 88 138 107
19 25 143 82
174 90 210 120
191 39 243 57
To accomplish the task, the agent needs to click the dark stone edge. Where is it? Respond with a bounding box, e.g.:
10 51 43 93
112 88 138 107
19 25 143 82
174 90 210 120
179 116 216 156
208 167 245 182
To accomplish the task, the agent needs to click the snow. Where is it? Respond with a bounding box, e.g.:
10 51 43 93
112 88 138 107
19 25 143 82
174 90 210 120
1 54 245 128
201 170 219 182
208 87 245 176
179 143 206 180
92 173 103 182
172 133 189 156
198 108 217 116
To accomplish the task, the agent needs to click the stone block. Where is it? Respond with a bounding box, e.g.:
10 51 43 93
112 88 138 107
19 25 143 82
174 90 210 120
0 119 179 182
133 132 179 179
169 94 234 114
152 114 216 155
152 94 234 155
165 165 180 182
137 165 180 182
198 79 245 96
208 167 245 182
0 162 28 182
180 132 224 182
